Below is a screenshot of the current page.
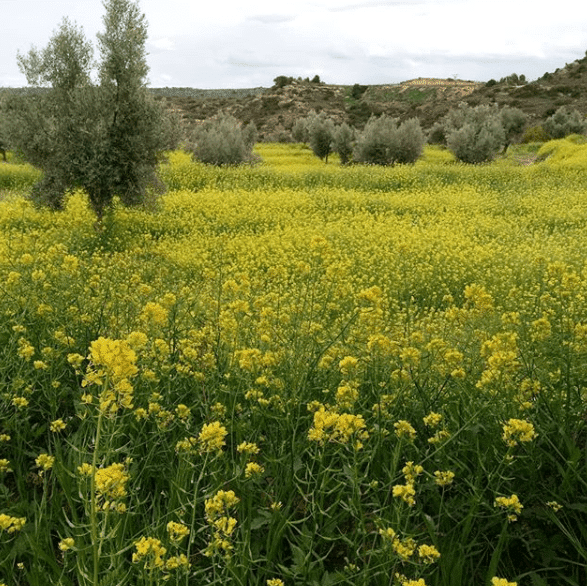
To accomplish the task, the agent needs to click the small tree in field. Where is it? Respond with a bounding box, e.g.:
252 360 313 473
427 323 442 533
5 0 178 220
543 106 587 139
332 122 355 165
353 115 424 165
188 114 257 166
308 113 335 163
443 103 506 163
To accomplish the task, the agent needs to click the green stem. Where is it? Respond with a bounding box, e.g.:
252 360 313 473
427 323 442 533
185 452 209 586
90 407 104 586
486 522 508 585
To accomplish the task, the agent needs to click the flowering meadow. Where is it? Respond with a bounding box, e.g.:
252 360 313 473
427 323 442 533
1 141 587 586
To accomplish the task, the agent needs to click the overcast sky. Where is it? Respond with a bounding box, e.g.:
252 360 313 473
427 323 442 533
1 0 586 88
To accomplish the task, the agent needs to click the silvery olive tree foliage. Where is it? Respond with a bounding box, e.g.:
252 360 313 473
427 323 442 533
5 0 179 219
543 106 587 139
353 115 424 165
187 114 258 166
429 103 527 163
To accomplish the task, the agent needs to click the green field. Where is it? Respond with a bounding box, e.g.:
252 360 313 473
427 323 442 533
1 142 587 586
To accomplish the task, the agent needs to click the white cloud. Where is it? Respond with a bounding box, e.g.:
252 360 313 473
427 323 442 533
1 0 586 87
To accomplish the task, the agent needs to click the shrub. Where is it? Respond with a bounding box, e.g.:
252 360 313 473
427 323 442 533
443 103 506 163
521 125 549 144
188 114 257 166
499 106 528 151
353 115 424 165
308 114 335 163
543 106 587 139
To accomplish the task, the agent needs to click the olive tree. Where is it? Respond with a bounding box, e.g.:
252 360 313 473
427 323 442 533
6 0 178 220
543 106 587 139
188 114 258 165
353 115 424 165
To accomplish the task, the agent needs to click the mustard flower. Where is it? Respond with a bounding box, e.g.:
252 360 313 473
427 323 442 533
491 579 517 586
58 538 75 551
198 421 228 454
35 453 55 471
50 419 67 432
77 463 95 476
494 494 523 522
237 441 260 455
393 536 416 559
0 459 11 473
402 461 424 484
0 434 10 442
379 527 396 542
423 412 443 427
141 302 168 326
547 501 563 512
133 536 167 569
167 521 189 543
402 580 427 586
0 514 26 533
418 544 441 563
392 483 416 507
338 355 359 376
502 418 537 447
434 470 455 487
267 580 285 586
428 429 450 444
335 383 359 409
394 420 416 440
94 463 130 511
12 396 29 409
244 462 265 478
165 554 189 570
126 330 148 350
176 404 191 419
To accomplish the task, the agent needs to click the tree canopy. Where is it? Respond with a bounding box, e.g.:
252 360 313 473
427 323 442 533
5 0 178 219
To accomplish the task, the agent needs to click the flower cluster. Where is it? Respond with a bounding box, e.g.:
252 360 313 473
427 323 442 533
502 418 538 447
494 494 523 522
204 489 240 558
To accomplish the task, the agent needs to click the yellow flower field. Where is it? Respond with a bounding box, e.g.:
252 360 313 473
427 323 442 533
1 141 586 586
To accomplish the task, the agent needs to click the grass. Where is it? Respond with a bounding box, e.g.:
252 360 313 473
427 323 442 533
0 142 586 586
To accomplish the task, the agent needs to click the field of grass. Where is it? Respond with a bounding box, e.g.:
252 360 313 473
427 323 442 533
1 142 587 586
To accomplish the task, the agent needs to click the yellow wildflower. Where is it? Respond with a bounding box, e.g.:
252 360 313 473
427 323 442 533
198 421 228 454
434 470 455 487
392 483 416 507
423 412 442 427
491 579 517 586
418 544 441 563
58 538 75 551
141 302 168 326
0 514 26 533
35 453 55 471
244 462 265 478
237 442 260 455
394 420 416 440
12 396 29 409
50 419 67 432
502 419 537 447
494 494 523 521
167 521 189 543
133 536 167 569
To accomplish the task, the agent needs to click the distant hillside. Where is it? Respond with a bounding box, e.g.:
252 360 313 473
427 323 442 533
4 52 586 142
155 53 587 141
